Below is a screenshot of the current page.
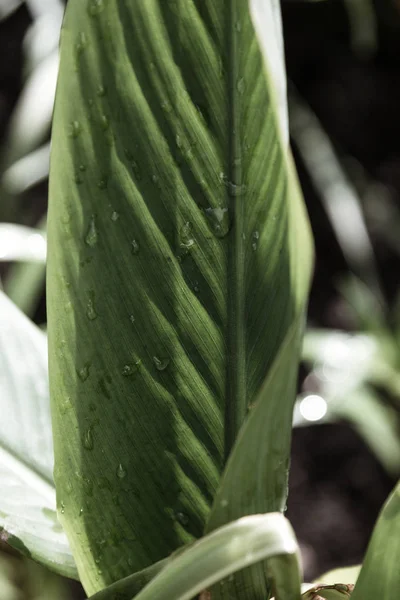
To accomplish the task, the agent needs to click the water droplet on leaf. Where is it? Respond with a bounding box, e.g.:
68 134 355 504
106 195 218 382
60 501 65 514
83 427 94 450
85 215 98 247
252 230 259 251
111 210 119 222
180 221 194 249
205 207 230 238
69 120 82 138
86 290 98 320
237 77 245 94
176 511 189 526
100 114 109 130
131 239 140 255
87 0 104 16
97 84 106 97
116 463 127 479
77 362 91 382
153 356 170 371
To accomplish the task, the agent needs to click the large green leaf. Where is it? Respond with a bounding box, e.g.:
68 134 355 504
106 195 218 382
351 479 400 600
48 0 312 594
0 291 77 579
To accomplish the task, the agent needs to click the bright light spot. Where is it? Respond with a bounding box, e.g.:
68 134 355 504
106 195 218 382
27 233 46 260
299 394 327 422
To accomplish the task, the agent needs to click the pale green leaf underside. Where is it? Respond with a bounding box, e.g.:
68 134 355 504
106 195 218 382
351 480 400 600
48 0 312 594
89 514 301 600
0 291 77 580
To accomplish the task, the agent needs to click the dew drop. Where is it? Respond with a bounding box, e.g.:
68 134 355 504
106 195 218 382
96 84 106 97
111 210 119 222
60 397 73 415
116 463 127 479
75 173 84 185
83 426 94 450
131 239 140 255
69 120 82 138
79 163 87 172
75 32 88 57
79 508 84 517
129 314 135 324
87 0 104 16
60 501 65 514
252 230 259 251
97 177 108 189
86 290 98 321
153 356 170 371
161 99 172 113
176 511 189 526
205 207 230 238
175 134 182 149
237 77 245 95
151 173 159 184
85 215 98 247
228 181 247 197
121 359 141 377
180 221 194 249
77 362 91 382
100 114 109 130
193 281 200 294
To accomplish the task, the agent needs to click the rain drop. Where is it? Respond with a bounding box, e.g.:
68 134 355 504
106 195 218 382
121 359 141 377
193 281 200 294
116 463 127 479
252 230 259 251
86 290 98 321
237 77 245 94
79 508 84 517
180 221 194 249
69 120 82 138
87 0 104 16
205 207 230 238
100 114 109 130
83 426 94 450
111 210 119 222
96 84 106 97
85 215 98 247
153 356 170 371
79 163 87 172
60 501 65 514
97 177 108 189
129 314 135 324
77 362 91 382
176 511 189 526
131 239 140 255
75 32 88 57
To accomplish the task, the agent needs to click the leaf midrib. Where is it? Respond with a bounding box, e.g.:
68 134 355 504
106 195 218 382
225 0 246 462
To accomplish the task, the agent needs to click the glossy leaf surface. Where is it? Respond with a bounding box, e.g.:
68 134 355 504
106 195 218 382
48 0 312 593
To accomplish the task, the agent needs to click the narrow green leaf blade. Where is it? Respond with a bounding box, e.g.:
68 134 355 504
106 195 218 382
89 514 302 600
351 480 400 600
0 291 77 579
48 0 312 593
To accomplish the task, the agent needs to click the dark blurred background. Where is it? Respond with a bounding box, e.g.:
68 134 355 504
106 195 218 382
1 0 400 595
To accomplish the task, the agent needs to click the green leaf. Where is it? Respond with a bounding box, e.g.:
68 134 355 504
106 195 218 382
89 514 302 600
315 565 361 586
47 0 313 594
351 480 400 600
0 291 78 579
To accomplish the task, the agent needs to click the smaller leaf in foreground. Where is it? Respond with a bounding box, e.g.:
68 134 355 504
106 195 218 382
89 513 302 600
0 291 78 579
351 479 400 600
